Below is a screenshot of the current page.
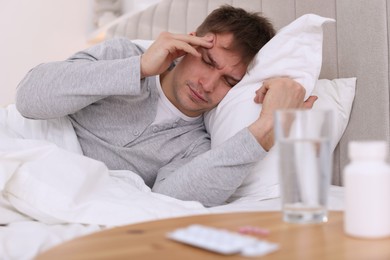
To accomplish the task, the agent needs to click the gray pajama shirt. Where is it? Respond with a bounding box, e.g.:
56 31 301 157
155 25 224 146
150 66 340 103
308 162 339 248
15 37 267 206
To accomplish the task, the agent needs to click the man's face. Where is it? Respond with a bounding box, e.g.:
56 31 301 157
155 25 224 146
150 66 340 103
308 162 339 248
162 32 248 117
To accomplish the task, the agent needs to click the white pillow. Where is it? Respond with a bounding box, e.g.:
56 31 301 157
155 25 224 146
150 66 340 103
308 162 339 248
204 14 335 146
227 78 356 203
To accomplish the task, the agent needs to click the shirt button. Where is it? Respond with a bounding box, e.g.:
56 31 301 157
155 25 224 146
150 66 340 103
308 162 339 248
133 130 140 136
152 126 159 133
172 123 178 128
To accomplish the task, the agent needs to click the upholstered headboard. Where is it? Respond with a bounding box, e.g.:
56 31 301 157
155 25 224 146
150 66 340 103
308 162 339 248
106 0 390 185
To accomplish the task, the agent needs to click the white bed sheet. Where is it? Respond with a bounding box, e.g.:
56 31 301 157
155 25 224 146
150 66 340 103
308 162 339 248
0 105 344 259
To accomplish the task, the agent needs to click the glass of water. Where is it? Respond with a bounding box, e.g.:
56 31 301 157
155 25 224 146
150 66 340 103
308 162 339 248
274 109 334 224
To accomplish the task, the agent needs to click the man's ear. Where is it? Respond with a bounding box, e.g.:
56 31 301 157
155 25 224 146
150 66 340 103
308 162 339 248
189 31 196 36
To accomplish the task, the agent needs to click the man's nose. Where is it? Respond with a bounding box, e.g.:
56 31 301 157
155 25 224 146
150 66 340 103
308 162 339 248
199 71 219 92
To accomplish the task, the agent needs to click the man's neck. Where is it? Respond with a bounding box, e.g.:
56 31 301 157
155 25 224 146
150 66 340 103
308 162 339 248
159 70 173 102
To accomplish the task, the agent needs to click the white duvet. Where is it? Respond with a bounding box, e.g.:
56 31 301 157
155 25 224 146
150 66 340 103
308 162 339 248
0 105 344 259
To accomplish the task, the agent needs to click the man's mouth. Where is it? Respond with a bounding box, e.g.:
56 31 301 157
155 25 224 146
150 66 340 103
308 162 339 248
187 82 207 103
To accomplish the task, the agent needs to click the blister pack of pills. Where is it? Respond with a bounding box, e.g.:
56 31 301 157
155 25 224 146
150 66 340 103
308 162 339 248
167 224 279 257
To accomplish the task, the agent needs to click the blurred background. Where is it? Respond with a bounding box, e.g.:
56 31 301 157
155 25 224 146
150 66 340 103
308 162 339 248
0 0 160 107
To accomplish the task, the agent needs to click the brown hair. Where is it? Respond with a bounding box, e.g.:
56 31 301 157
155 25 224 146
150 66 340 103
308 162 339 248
196 5 275 65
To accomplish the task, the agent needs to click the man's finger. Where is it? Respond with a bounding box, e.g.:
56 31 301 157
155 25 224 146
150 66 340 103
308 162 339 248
254 84 268 104
302 95 318 109
171 33 214 48
170 40 201 57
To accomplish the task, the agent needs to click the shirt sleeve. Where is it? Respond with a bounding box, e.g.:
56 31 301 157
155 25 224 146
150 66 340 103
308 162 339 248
152 128 268 207
16 38 143 119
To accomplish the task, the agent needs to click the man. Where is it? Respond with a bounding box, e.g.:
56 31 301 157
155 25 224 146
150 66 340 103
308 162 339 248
16 6 316 206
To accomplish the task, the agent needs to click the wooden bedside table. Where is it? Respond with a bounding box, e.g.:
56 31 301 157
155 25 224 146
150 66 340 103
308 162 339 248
36 211 390 259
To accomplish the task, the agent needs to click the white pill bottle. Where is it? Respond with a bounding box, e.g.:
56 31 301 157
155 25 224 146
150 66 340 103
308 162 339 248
344 141 390 238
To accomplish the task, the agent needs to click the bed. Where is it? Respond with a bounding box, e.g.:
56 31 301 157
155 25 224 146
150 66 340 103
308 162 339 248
1 0 389 259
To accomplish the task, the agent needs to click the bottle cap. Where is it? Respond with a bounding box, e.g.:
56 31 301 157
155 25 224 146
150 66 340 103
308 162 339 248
348 141 388 160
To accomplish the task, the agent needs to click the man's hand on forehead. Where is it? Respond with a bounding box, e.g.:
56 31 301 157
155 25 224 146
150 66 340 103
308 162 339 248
140 32 214 78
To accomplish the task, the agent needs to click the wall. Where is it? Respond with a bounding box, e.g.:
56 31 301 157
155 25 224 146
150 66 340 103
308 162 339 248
0 0 94 107
0 0 160 107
